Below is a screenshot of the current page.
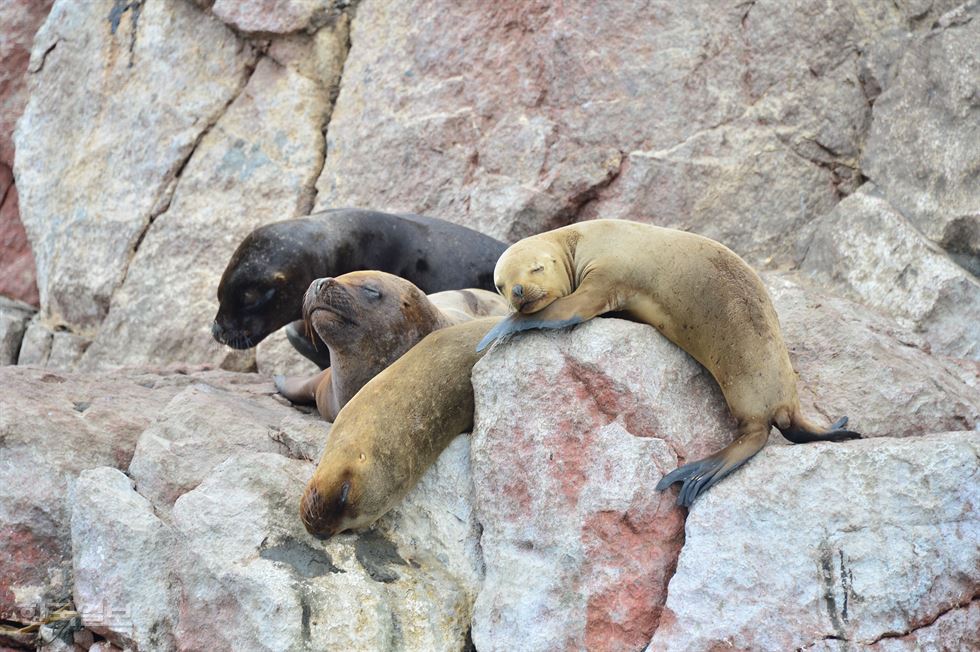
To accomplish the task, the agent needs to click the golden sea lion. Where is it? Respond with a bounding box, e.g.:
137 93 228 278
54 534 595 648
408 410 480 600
275 271 507 421
300 317 499 539
478 219 860 506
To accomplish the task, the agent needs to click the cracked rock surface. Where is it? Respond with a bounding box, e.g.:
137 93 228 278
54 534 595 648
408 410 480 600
2 0 979 650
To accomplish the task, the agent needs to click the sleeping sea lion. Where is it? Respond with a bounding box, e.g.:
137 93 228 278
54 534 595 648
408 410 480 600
299 317 499 539
275 271 507 420
212 208 507 367
478 219 860 507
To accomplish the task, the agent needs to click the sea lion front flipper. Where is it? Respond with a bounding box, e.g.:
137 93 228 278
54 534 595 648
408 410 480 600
274 370 328 405
655 424 769 507
285 320 332 369
475 312 584 352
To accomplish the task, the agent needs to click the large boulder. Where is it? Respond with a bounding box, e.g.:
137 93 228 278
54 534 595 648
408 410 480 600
0 366 270 620
861 3 980 274
468 280 979 650
14 0 257 332
315 0 957 264
12 0 354 371
72 443 481 650
647 432 980 651
80 56 333 371
799 184 980 360
0 0 51 306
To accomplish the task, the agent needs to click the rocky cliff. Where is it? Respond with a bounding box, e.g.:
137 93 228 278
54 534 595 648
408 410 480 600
1 0 977 650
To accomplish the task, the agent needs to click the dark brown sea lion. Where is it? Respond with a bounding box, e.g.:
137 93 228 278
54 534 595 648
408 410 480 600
212 208 507 367
275 271 507 421
299 317 499 539
478 219 860 507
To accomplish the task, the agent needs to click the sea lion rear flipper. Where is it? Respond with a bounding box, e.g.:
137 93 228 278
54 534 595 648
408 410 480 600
778 414 862 444
285 320 332 369
274 371 327 405
475 313 584 352
655 425 769 507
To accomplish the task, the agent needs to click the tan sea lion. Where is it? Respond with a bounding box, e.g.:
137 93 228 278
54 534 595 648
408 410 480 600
275 271 507 421
478 219 860 507
300 317 499 539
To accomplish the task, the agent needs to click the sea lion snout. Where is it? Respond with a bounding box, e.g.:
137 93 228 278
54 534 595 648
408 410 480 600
512 284 524 299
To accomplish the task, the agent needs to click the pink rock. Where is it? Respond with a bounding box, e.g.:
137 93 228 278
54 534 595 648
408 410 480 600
0 174 39 306
0 0 54 166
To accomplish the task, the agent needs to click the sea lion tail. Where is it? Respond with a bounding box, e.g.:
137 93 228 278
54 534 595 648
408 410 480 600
777 413 862 444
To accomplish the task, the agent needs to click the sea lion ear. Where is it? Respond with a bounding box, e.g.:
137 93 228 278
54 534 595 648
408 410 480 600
273 271 287 284
339 480 350 507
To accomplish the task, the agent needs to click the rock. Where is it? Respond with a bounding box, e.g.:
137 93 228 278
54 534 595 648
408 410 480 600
0 170 39 306
0 0 54 166
470 319 728 651
799 184 980 360
647 432 980 651
0 296 35 364
15 318 51 365
862 3 980 274
0 366 268 619
71 467 179 650
255 327 321 377
128 382 326 513
80 56 332 371
211 0 336 35
14 0 257 331
315 0 953 264
468 298 978 650
170 452 475 651
0 0 52 307
765 272 980 438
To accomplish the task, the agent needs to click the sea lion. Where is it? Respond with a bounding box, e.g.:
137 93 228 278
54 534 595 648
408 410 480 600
275 271 508 421
299 317 499 539
477 219 860 507
212 208 507 367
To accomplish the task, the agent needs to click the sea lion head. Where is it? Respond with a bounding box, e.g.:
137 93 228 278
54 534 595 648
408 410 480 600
300 445 382 539
493 239 571 314
213 221 316 349
301 271 439 351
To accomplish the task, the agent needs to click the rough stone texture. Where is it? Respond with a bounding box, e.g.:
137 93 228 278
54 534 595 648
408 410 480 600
255 326 321 377
71 468 179 650
15 318 51 366
129 382 326 513
0 366 269 619
3 363 480 650
0 0 52 306
14 0 257 333
315 0 957 262
0 296 35 364
468 302 978 651
766 272 980 438
170 452 472 651
799 184 980 360
862 3 980 274
212 0 336 35
647 432 980 652
0 168 38 306
80 57 331 371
